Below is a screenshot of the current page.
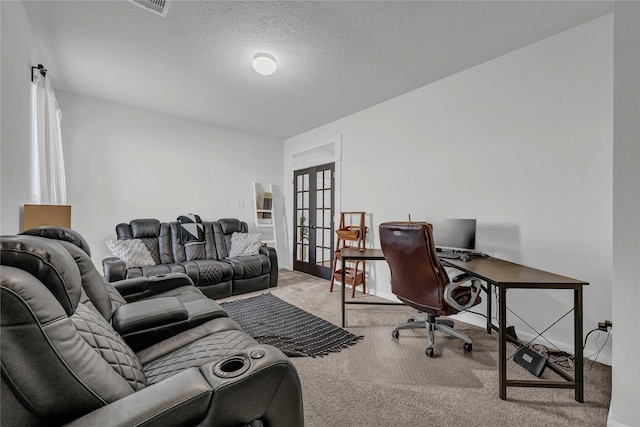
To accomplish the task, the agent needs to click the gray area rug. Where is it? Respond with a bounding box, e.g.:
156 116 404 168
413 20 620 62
220 292 362 357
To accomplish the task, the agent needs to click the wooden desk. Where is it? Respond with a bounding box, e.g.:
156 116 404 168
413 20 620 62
441 257 588 402
339 248 401 328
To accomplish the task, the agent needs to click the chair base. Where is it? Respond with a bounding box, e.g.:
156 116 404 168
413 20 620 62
391 313 473 357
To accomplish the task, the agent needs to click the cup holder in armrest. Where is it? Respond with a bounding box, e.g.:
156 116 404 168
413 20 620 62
213 356 251 378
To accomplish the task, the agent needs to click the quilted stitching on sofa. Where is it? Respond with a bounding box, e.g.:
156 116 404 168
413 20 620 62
71 303 146 391
196 261 225 284
239 256 263 277
140 237 161 264
142 329 256 385
103 281 128 312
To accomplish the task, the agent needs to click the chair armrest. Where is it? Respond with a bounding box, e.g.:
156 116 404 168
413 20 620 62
113 273 195 302
444 276 482 312
113 297 188 335
63 368 213 427
112 297 190 351
259 246 278 286
102 257 126 282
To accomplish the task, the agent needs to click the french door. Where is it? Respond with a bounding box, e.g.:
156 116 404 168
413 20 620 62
293 163 335 279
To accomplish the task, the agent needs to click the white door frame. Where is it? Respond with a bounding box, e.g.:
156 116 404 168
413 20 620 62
285 135 342 269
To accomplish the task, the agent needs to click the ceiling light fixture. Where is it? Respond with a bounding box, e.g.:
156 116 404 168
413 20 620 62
252 53 277 76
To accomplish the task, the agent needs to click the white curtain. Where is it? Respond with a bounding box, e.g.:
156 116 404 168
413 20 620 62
31 74 67 204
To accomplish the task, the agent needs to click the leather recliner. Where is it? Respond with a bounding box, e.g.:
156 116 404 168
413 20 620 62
1 235 304 426
21 226 229 350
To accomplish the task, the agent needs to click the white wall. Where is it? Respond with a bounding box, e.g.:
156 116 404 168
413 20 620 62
285 15 613 363
57 92 284 266
0 1 41 233
610 3 640 426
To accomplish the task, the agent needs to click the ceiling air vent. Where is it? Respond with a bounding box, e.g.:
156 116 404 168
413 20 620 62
129 0 170 17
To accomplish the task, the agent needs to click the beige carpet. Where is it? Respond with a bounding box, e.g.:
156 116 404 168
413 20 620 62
221 269 611 426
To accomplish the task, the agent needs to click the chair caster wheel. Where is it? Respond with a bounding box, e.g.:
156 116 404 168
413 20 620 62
391 330 399 339
464 343 473 352
426 347 435 358
407 318 415 323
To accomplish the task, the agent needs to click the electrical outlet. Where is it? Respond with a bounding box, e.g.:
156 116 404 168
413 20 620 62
597 320 612 331
236 200 244 208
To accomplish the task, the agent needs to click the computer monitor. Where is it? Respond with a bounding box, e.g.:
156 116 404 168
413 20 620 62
426 218 476 252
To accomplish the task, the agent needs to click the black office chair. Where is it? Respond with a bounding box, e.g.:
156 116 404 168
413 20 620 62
379 222 482 357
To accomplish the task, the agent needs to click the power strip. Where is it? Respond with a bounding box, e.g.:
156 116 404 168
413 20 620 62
514 346 548 377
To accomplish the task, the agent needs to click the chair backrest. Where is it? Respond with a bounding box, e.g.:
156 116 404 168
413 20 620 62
21 227 128 319
213 219 249 259
379 222 454 315
21 225 92 256
1 235 145 425
116 218 169 264
116 218 219 263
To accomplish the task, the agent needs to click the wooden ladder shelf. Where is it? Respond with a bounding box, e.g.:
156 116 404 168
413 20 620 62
330 211 367 297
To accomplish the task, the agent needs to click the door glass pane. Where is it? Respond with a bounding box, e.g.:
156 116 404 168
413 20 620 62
316 228 323 247
303 174 309 191
316 247 321 264
317 191 324 209
297 192 302 209
324 210 331 229
324 189 331 207
302 192 308 209
323 229 331 246
316 173 323 192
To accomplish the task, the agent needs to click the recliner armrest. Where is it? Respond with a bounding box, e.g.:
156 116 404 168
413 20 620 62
259 246 278 287
113 273 196 301
102 257 126 282
112 297 190 351
112 297 188 335
63 368 213 427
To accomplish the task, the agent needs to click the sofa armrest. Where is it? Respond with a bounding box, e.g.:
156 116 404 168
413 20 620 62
63 368 213 427
113 273 195 302
112 297 188 335
260 246 278 287
112 297 190 351
102 257 126 282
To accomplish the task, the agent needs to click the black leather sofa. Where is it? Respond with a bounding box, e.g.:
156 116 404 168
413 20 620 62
103 218 278 299
1 232 304 427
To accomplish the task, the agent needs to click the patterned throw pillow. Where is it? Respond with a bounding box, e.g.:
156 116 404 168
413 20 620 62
228 232 262 258
106 239 156 269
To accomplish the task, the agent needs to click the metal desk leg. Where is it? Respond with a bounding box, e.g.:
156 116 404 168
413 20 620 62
499 285 507 400
487 282 492 334
341 257 346 328
575 286 584 403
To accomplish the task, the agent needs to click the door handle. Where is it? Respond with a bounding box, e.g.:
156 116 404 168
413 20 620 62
310 225 316 229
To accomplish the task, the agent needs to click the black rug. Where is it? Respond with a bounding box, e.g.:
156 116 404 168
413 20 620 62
220 293 362 357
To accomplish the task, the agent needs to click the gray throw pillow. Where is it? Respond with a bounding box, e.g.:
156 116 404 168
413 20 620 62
106 239 156 269
228 232 261 257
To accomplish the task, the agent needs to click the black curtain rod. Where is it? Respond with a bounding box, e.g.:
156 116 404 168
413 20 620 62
31 64 47 82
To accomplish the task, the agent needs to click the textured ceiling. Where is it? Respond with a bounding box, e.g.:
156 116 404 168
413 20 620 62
23 1 613 139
